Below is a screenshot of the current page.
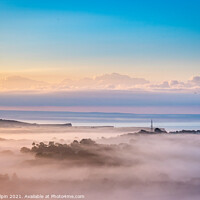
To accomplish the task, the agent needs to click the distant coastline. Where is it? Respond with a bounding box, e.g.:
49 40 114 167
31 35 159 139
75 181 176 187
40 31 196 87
1 110 200 131
0 119 72 127
0 118 200 134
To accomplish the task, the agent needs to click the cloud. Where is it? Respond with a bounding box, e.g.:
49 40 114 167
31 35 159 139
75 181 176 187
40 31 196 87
150 81 170 89
189 76 200 86
0 76 49 91
59 73 149 90
94 73 149 85
0 74 200 92
148 75 200 91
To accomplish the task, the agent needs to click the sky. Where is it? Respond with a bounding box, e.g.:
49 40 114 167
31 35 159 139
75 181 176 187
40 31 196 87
0 0 200 113
0 0 200 81
0 90 200 114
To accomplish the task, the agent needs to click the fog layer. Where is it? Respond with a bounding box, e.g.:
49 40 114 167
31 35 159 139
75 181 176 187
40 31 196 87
0 127 200 200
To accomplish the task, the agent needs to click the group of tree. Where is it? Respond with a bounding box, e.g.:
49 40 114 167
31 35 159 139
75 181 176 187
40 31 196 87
20 139 132 166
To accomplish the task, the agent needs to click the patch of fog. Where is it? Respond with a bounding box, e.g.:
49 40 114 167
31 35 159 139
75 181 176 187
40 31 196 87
0 126 147 143
0 127 200 200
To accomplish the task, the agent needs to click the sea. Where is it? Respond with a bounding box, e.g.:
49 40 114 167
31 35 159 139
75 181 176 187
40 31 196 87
0 110 200 131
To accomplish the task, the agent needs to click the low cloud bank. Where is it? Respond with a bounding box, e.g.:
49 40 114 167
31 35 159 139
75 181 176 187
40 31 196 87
0 73 200 92
0 129 200 200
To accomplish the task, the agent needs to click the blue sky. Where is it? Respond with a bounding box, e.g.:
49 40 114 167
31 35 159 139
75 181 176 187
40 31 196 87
1 0 199 29
0 0 200 81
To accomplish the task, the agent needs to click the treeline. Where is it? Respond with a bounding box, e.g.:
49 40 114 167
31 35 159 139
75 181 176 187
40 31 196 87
170 130 200 134
20 139 132 166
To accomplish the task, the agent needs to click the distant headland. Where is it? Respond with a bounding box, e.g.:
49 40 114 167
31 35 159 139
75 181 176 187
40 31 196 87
0 119 72 127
